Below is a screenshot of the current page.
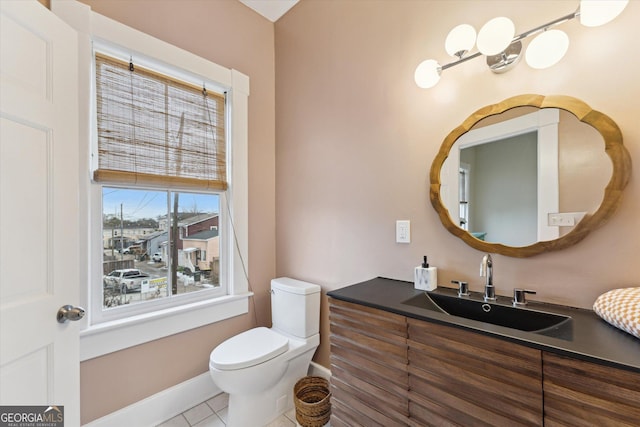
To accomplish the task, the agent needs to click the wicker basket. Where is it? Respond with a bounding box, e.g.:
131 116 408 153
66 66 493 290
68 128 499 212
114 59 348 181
293 376 331 427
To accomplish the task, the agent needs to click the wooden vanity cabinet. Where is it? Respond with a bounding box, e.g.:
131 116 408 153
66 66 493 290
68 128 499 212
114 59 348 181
407 318 543 427
329 298 639 426
328 298 409 426
542 352 640 426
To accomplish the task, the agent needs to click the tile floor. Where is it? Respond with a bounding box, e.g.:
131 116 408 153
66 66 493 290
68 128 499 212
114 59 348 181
156 393 298 427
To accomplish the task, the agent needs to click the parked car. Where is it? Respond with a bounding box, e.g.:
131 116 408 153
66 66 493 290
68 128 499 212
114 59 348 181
103 268 150 293
122 245 142 255
152 252 162 262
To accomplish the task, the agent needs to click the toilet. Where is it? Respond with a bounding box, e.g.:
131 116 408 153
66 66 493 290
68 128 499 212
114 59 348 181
209 277 321 427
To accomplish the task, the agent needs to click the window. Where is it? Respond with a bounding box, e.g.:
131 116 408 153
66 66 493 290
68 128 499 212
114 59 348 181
92 50 232 323
54 2 250 359
458 163 470 230
102 188 221 308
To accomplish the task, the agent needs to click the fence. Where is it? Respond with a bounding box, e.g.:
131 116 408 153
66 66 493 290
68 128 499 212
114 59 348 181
103 259 135 275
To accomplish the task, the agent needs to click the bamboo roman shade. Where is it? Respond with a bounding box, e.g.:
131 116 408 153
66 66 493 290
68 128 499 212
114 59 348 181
94 53 227 190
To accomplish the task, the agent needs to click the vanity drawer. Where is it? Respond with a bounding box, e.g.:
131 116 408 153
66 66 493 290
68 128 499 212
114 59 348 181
543 352 640 426
407 319 542 426
329 297 409 426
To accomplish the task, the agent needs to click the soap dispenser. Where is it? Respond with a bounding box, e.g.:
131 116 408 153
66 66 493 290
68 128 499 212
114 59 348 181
415 256 437 291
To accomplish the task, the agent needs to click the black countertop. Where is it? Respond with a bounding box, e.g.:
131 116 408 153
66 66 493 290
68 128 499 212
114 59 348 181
327 277 640 373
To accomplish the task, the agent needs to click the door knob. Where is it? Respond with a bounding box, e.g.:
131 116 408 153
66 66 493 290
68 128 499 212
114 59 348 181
57 305 85 323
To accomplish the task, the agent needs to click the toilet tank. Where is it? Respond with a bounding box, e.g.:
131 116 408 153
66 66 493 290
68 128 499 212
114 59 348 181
271 277 321 339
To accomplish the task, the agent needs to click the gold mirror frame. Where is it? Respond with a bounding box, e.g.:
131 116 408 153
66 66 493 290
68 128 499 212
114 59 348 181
430 94 631 258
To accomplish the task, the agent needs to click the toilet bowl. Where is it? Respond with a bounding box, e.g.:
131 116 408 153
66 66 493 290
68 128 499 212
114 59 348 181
209 278 321 427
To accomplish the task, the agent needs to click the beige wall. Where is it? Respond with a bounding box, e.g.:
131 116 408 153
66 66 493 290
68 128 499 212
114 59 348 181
275 0 640 369
77 0 276 423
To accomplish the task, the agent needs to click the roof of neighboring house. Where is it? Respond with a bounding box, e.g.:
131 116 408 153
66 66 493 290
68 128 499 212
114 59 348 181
183 229 219 241
158 212 218 221
139 230 168 241
179 213 219 227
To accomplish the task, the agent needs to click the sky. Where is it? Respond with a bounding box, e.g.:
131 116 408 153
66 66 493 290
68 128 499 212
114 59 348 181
103 187 219 220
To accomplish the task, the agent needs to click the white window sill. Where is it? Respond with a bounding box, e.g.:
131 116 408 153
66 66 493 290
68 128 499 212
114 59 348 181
79 293 252 361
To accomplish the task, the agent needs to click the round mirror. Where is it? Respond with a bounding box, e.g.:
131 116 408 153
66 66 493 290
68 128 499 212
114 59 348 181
430 94 631 257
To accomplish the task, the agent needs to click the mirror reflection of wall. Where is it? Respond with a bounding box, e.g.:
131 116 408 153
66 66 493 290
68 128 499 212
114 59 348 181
460 132 538 246
443 108 561 246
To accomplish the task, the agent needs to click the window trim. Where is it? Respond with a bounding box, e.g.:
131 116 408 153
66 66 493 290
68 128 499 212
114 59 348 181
52 1 250 359
79 293 249 361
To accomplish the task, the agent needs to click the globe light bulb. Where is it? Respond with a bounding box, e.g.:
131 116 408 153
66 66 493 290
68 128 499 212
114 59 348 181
477 17 515 56
525 30 569 69
580 0 628 27
445 24 477 58
414 59 442 89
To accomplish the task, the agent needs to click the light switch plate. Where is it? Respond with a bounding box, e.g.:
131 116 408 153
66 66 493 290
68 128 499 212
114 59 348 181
396 220 410 243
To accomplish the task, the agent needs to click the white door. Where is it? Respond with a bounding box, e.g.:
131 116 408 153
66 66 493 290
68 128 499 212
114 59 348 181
0 1 80 425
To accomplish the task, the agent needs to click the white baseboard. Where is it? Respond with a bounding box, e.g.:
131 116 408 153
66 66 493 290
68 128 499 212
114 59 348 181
83 372 220 427
308 361 331 379
84 362 330 427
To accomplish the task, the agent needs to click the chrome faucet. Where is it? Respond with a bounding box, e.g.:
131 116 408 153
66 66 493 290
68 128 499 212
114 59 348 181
480 254 496 301
513 288 536 306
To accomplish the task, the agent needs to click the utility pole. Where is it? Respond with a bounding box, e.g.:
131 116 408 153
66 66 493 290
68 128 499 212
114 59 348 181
171 193 179 295
171 113 185 295
120 203 124 260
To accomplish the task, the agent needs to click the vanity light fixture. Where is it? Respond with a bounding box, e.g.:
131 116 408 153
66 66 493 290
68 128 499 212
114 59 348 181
414 0 628 89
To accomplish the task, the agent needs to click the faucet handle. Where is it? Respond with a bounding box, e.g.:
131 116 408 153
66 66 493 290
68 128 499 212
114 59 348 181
513 288 536 306
451 280 470 297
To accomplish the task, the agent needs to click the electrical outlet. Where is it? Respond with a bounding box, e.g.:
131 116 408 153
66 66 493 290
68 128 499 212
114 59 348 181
396 220 410 243
548 213 575 226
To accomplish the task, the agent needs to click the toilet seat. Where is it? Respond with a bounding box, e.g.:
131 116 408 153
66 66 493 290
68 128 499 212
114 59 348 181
210 327 288 370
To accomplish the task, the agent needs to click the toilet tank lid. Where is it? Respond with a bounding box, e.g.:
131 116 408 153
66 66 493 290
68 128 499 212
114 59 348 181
271 277 321 295
210 327 288 371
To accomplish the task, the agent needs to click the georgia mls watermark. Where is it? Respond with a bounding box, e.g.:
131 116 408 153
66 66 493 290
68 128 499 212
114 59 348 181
0 406 64 427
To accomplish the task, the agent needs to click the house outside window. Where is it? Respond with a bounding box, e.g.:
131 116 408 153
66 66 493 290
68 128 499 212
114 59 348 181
102 188 221 307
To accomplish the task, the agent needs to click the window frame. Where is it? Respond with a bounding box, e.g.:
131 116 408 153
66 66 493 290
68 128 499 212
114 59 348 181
91 45 230 323
52 1 251 361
